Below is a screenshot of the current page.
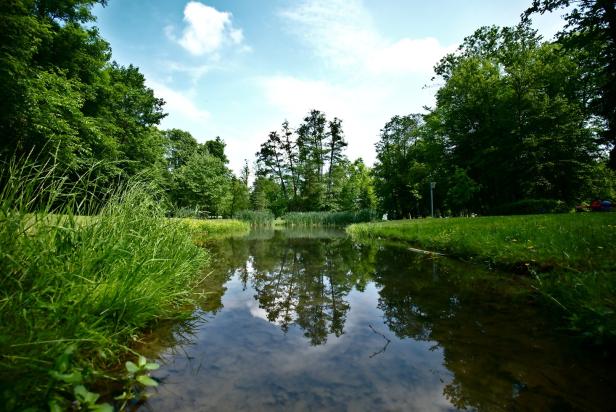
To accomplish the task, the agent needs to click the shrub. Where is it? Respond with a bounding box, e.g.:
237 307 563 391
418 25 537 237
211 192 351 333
490 199 570 215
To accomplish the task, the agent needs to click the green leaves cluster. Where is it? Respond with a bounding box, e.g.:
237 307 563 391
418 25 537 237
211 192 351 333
0 1 165 185
374 20 613 217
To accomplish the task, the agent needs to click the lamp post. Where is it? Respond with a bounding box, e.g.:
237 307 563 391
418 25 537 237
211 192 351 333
430 181 436 217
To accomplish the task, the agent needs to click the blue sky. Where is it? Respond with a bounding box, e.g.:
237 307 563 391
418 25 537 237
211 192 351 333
93 0 568 173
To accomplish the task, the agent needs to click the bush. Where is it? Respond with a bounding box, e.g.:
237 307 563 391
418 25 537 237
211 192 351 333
490 199 570 215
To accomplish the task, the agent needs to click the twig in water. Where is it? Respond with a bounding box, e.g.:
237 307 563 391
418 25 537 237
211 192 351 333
368 324 391 358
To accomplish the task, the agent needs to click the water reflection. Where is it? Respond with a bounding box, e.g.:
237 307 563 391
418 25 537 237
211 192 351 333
142 229 615 411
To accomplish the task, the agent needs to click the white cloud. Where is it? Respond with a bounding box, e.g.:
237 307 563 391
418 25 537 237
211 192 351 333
252 0 455 169
146 79 211 129
169 1 244 56
162 61 212 84
281 0 454 75
367 38 457 74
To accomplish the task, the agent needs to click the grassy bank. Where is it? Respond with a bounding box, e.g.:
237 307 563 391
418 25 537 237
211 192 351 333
347 214 616 342
0 163 216 410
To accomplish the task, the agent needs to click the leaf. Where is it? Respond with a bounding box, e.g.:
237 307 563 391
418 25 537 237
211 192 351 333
73 385 88 400
136 375 158 387
114 391 131 401
125 361 139 374
144 362 160 371
48 400 64 412
138 355 147 367
84 390 99 405
90 403 114 412
50 370 83 384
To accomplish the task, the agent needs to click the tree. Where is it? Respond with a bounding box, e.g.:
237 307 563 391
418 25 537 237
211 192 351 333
432 23 597 210
205 136 228 164
373 114 436 218
525 0 616 169
171 151 232 217
280 120 299 200
297 110 328 209
325 117 348 205
256 131 288 200
338 159 377 211
229 177 251 216
163 129 199 171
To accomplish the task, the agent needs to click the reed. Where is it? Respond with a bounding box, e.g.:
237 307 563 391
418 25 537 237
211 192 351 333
282 209 378 227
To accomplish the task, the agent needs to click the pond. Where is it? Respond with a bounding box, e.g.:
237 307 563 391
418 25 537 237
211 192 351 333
137 228 615 411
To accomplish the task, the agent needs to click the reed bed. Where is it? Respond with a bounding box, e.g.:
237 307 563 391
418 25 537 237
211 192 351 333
232 210 275 226
282 209 378 227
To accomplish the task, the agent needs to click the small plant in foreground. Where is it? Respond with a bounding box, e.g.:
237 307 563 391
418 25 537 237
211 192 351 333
47 345 112 412
115 356 160 410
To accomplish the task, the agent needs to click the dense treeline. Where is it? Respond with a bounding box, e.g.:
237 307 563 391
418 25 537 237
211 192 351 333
374 18 616 219
1 0 614 220
0 0 249 218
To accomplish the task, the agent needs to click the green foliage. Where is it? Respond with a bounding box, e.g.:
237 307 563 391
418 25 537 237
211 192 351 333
433 23 596 210
525 0 616 169
0 160 207 409
251 176 287 216
233 210 275 226
282 209 379 227
254 111 369 214
0 1 166 187
114 355 160 410
175 218 250 240
171 151 232 217
348 213 616 341
490 199 570 215
375 22 606 217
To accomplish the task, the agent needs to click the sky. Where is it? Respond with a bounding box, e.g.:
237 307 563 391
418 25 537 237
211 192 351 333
92 0 568 174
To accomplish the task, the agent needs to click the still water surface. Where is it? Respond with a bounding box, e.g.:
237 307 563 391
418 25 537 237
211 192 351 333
139 229 615 411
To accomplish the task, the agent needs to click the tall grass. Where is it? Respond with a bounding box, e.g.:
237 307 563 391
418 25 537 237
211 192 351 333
176 217 250 243
233 210 275 226
347 214 616 342
0 160 208 409
282 209 379 227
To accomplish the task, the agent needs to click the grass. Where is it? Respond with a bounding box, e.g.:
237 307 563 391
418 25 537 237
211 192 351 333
0 160 212 410
347 214 616 342
174 218 249 241
233 210 275 226
282 209 379 227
